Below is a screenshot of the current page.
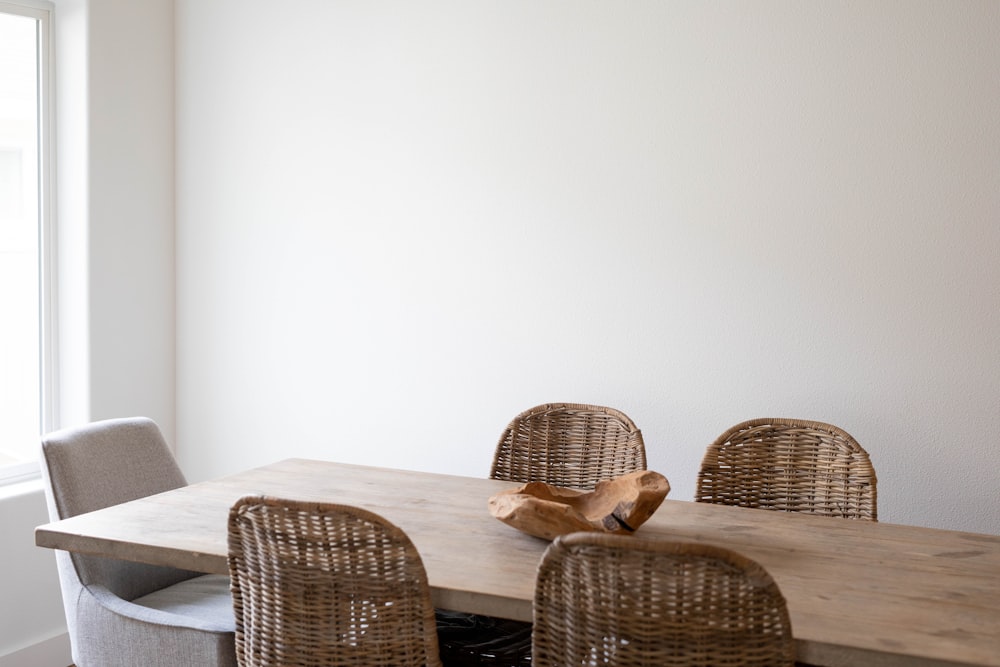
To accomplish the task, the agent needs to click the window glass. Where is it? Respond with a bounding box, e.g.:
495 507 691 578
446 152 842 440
0 6 49 483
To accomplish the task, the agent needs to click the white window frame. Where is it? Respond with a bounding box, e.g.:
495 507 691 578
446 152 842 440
0 0 56 485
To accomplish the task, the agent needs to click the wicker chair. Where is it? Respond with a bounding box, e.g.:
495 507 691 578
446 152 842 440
532 533 796 667
696 418 877 521
438 403 648 666
228 496 442 667
490 403 647 490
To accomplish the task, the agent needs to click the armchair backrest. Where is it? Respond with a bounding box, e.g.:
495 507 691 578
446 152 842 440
228 495 443 667
533 533 796 667
490 403 646 490
40 417 199 607
696 417 877 520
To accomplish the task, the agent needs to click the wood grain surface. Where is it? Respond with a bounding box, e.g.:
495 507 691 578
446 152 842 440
36 459 1000 667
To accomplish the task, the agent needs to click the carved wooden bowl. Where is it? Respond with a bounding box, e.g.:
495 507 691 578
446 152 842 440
488 470 670 540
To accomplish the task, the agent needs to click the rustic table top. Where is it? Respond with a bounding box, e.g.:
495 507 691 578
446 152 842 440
36 458 1000 667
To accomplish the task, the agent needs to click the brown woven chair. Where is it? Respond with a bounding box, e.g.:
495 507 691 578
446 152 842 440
696 418 877 521
532 533 796 667
228 496 442 667
439 403 647 666
490 403 647 490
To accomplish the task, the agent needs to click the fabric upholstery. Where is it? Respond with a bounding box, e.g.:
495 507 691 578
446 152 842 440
132 574 235 628
40 416 237 667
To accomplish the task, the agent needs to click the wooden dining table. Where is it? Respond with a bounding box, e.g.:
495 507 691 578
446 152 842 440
35 458 1000 667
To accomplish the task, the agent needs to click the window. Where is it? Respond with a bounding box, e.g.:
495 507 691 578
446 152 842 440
0 2 53 484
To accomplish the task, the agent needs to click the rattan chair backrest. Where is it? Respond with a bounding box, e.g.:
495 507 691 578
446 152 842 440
489 403 646 490
228 496 443 667
532 533 796 667
696 417 877 521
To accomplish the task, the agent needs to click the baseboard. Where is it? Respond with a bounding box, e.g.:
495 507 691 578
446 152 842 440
0 632 71 667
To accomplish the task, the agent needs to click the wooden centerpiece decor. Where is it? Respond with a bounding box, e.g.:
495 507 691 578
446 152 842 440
488 470 670 540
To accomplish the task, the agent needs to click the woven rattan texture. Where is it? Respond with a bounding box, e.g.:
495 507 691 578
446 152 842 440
696 418 877 521
532 533 796 667
228 496 442 667
489 403 647 490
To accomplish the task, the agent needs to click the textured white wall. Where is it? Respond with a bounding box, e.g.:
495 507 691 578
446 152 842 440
176 1 1000 534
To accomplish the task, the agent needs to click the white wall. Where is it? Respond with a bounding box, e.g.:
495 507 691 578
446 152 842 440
55 0 176 440
0 483 68 666
175 1 1000 535
0 0 175 661
80 0 176 434
3 0 997 661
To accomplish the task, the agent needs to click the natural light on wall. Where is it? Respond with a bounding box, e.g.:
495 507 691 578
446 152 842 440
0 4 49 484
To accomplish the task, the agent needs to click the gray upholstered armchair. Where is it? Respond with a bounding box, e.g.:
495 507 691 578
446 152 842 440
39 417 237 667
